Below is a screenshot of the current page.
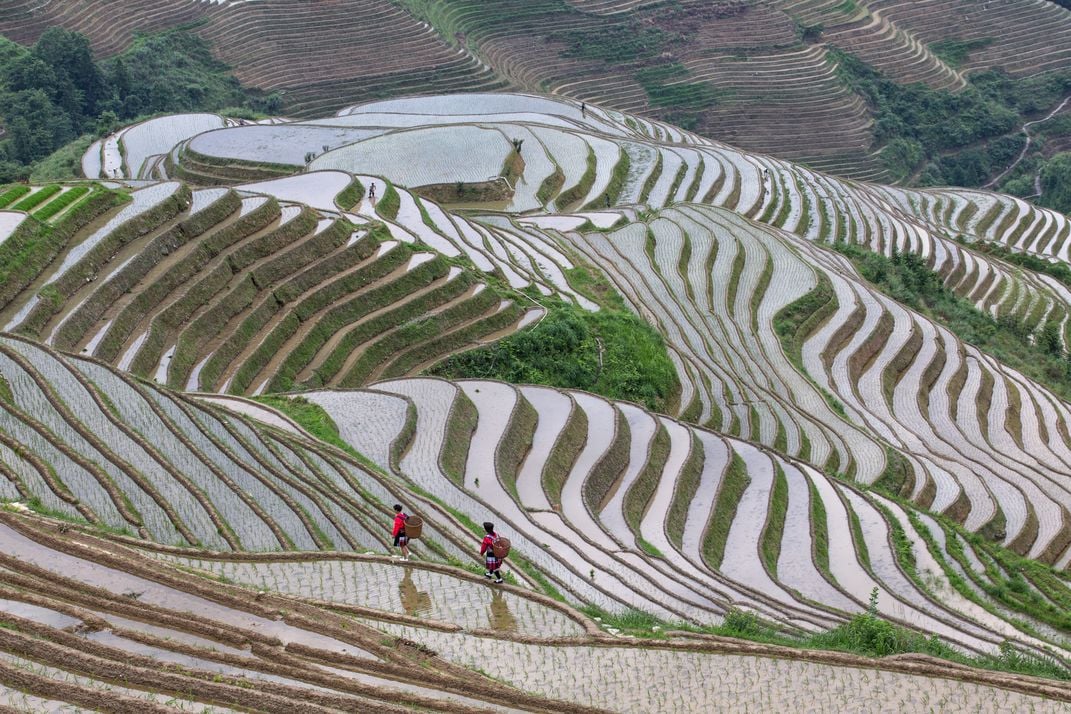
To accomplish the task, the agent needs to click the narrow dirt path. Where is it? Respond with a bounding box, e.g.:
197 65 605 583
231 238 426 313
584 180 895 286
984 94 1071 190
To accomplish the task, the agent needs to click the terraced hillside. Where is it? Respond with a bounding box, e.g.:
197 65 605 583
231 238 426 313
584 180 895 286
0 0 504 119
0 334 495 559
0 176 541 395
5 0 1071 177
308 377 1071 660
6 88 1071 706
2 338 1071 696
3 512 1068 711
153 96 1071 569
1 91 1064 568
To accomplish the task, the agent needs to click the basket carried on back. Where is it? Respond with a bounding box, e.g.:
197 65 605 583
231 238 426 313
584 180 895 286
404 514 423 540
491 536 511 559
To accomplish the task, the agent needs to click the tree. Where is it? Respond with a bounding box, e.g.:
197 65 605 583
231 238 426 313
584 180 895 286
2 89 74 163
32 28 105 118
1039 152 1071 214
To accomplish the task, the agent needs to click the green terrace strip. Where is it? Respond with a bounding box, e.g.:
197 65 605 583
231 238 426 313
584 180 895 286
376 181 401 220
702 451 749 569
0 187 125 311
584 147 630 210
33 185 90 221
555 147 596 210
760 465 790 576
0 186 31 208
10 185 62 212
335 176 365 211
623 423 670 536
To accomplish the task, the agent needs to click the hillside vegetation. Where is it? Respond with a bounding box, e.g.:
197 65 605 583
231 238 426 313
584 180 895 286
4 34 1071 706
0 28 271 182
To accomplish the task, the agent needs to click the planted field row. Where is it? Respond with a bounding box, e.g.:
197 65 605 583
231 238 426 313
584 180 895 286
1 513 1059 713
0 180 539 395
552 201 1071 568
156 92 1071 350
0 335 492 565
0 512 598 712
310 376 1071 664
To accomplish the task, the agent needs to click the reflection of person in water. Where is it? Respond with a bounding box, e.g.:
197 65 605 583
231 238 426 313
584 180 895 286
398 569 431 617
488 591 517 633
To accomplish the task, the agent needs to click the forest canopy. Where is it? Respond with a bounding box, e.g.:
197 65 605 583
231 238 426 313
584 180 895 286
0 28 277 182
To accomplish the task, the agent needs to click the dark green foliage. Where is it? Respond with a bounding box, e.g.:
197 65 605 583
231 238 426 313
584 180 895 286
924 137 1025 188
835 241 1071 402
104 31 251 120
836 51 1017 153
879 138 924 183
809 588 955 657
1038 152 1071 214
430 299 679 413
0 29 267 179
833 51 1071 186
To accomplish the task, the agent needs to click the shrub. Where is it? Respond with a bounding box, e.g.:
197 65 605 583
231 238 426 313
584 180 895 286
430 298 679 413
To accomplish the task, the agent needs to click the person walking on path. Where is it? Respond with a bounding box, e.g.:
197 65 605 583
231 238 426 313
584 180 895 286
368 182 376 203
480 521 505 584
392 504 410 561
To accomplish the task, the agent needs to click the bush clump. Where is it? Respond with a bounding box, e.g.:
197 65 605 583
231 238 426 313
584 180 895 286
430 299 679 414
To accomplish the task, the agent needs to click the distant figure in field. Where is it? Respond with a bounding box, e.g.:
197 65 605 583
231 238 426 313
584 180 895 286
480 521 508 584
581 102 587 117
392 503 410 560
368 182 376 203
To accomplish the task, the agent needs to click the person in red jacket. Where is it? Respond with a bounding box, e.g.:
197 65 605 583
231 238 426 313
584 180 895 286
480 521 504 584
392 503 410 561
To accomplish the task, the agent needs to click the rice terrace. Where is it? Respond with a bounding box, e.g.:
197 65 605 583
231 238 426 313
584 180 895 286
4 1 1071 713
